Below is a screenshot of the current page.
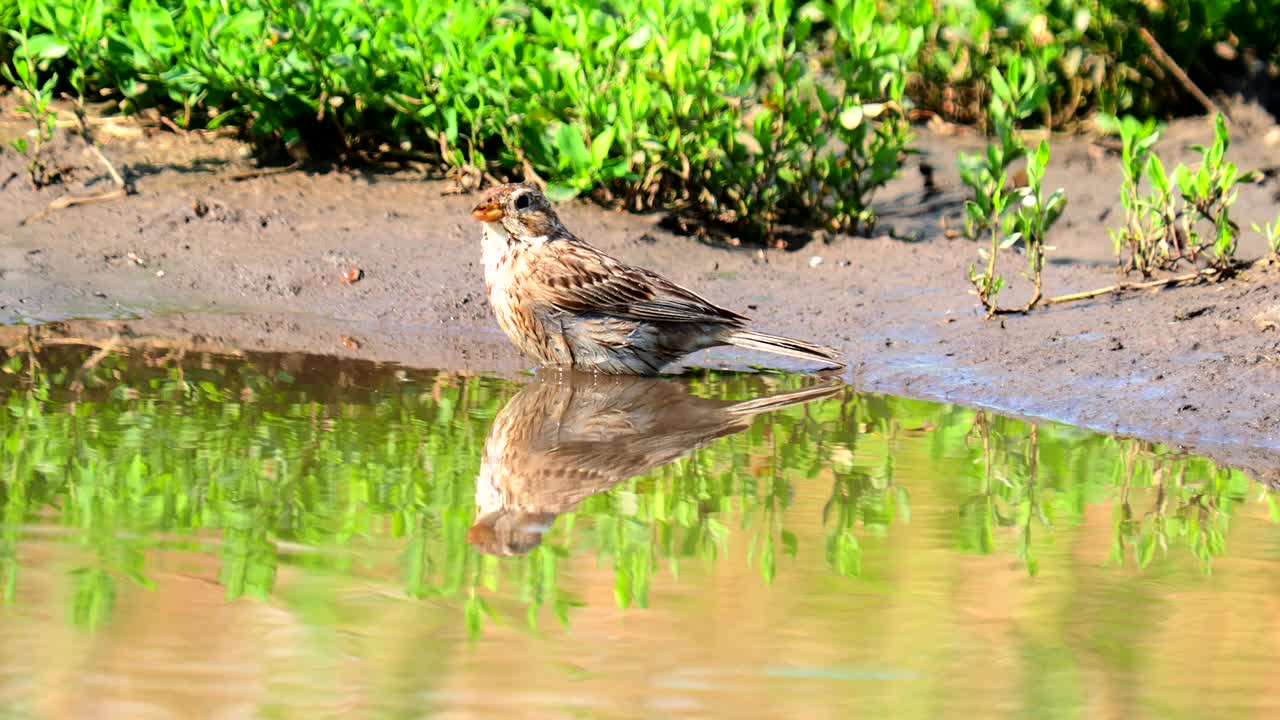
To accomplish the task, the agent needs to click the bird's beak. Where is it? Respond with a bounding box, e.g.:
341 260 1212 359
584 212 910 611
471 201 503 223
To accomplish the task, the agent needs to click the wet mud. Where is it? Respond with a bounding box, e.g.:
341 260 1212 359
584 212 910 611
2 100 1278 475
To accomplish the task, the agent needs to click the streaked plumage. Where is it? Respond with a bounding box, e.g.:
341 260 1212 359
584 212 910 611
471 183 844 374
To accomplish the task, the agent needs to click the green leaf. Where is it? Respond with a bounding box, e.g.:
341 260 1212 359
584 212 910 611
1173 164 1192 194
965 200 987 224
1138 532 1157 568
25 34 69 60
590 126 616 167
1147 154 1168 195
85 0 106 41
1033 140 1050 176
989 67 1012 104
986 144 1003 173
1045 189 1067 219
214 9 266 39
839 105 864 130
1213 112 1229 150
624 25 651 50
545 183 579 202
1094 113 1120 135
554 123 591 172
40 72 59 97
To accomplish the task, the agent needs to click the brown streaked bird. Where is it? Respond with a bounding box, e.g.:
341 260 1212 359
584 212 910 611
467 371 843 556
470 182 844 375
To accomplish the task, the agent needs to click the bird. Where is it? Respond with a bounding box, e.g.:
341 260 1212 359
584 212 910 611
470 182 844 375
466 370 843 556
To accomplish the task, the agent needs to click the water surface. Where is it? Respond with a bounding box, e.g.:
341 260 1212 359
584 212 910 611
2 341 1278 718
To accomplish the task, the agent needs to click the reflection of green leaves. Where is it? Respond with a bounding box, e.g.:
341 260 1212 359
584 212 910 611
1104 454 1249 573
822 469 901 577
959 414 1259 576
70 568 116 630
464 593 487 641
1138 531 1158 569
827 531 861 578
781 530 798 558
0 344 1273 642
221 521 276 601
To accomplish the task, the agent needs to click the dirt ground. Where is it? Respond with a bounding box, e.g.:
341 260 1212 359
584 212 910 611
2 98 1278 480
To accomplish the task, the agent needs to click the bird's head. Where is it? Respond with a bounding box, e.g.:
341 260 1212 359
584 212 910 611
466 511 559 557
470 182 565 245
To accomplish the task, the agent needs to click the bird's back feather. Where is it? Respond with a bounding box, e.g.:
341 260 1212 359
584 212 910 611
527 238 748 326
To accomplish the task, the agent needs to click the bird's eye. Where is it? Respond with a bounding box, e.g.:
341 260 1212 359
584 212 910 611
513 193 532 211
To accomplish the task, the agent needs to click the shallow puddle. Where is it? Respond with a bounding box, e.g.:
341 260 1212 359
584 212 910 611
2 341 1279 718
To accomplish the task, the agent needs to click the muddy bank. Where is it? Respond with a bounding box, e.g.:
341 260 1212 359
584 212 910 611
2 102 1278 476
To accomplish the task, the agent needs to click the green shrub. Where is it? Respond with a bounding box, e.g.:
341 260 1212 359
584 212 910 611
9 0 1276 237
4 0 920 239
888 0 1120 127
888 0 1280 128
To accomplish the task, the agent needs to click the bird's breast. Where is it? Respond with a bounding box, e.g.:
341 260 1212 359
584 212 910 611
480 223 512 288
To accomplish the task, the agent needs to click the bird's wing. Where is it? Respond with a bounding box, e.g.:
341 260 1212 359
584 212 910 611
528 239 748 325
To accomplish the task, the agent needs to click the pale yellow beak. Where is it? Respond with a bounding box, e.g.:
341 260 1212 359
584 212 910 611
471 202 503 222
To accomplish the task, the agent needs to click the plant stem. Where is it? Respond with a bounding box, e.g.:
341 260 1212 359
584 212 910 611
982 224 1000 315
1023 266 1043 311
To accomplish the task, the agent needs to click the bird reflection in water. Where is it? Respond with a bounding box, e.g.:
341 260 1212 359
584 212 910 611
466 371 843 556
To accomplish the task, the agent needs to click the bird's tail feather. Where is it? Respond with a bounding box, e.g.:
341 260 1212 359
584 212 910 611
723 330 844 369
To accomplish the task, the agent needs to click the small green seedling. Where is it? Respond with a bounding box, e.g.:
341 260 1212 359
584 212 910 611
1251 212 1280 261
1106 114 1167 277
1176 114 1255 267
1008 140 1067 308
1109 113 1257 276
961 58 1065 316
22 0 129 190
2 23 61 188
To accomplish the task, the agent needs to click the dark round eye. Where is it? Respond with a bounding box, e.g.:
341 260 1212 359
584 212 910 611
513 193 532 211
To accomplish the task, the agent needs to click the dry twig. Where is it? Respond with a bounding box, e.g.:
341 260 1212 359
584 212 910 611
20 98 134 225
226 162 302 182
1042 259 1271 307
65 95 129 190
21 188 127 225
1044 269 1214 305
1138 28 1228 122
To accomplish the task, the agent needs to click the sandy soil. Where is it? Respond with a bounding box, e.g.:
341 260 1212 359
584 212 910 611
2 99 1278 478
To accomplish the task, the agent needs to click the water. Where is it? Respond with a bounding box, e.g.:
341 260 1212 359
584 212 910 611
2 341 1278 719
